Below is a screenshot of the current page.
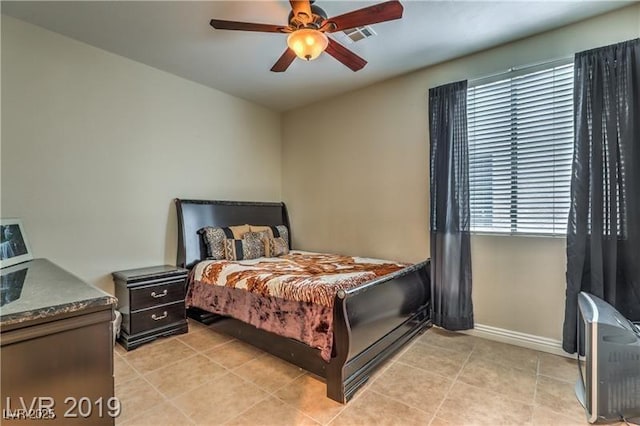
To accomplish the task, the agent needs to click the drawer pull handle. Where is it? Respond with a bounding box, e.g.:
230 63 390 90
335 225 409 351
151 311 168 321
151 290 168 298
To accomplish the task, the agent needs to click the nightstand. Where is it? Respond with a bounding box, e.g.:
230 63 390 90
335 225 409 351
113 265 189 350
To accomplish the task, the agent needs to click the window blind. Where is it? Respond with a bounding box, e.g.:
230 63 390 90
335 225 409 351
467 62 574 235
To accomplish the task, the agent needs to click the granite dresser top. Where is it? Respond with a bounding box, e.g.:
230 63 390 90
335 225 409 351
0 258 116 328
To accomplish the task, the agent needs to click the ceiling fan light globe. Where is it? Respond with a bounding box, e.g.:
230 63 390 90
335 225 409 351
287 28 328 61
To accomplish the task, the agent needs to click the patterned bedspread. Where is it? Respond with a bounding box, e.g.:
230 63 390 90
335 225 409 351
187 251 408 361
192 251 407 306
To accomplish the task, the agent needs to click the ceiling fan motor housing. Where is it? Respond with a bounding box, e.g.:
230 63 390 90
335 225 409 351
288 4 328 29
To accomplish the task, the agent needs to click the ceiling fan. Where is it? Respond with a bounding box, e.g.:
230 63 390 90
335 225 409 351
209 0 404 72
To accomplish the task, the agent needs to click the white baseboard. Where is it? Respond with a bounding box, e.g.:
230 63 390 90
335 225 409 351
460 323 573 359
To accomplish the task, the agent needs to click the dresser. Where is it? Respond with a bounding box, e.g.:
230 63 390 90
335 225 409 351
0 259 116 425
112 265 188 350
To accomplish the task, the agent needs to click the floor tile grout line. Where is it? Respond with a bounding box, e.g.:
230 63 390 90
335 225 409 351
157 344 270 403
173 370 261 425
115 340 172 359
266 373 344 426
319 405 347 425
179 334 237 356
113 354 142 387
199 351 320 425
364 364 453 418
152 367 231 403
428 343 475 425
176 336 234 354
198 345 266 369
461 350 540 375
448 348 544 409
449 352 540 405
119 338 198 375
114 353 145 385
266 391 325 426
531 355 541 423
116 356 171 401
135 356 271 425
238 369 306 397
537 372 578 384
217 374 273 426
364 341 460 416
120 398 194 426
154 337 297 405
414 338 474 354
321 339 423 426
222 373 319 426
436 375 550 425
124 349 201 381
115 355 199 424
368 388 436 418
132 333 253 403
269 372 348 426
116 340 247 425
229 367 298 397
394 359 462 382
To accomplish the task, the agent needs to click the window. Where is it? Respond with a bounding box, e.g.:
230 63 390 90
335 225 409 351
467 62 574 235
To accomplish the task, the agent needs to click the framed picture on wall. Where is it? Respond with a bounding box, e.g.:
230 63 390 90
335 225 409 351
0 219 33 268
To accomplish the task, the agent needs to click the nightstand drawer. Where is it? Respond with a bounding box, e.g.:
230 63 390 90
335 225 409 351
130 279 185 310
129 302 185 335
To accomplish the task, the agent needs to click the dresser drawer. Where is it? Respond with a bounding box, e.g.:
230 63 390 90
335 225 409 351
130 279 185 310
129 302 185 335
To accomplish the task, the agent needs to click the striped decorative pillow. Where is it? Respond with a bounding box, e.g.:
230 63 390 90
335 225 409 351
269 236 289 257
248 225 290 257
224 232 265 261
199 224 250 260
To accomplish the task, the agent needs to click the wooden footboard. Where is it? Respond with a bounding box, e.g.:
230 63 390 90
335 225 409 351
327 259 431 402
187 259 431 403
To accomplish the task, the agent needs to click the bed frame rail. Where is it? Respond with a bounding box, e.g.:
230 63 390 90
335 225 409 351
327 260 431 402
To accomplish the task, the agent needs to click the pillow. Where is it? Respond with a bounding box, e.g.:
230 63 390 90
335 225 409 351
243 231 267 247
224 232 265 261
199 224 250 260
269 236 289 257
248 225 290 257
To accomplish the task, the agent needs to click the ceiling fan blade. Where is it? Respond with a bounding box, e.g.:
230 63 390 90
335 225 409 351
325 38 367 72
271 48 297 72
323 0 404 33
289 0 312 20
209 19 286 33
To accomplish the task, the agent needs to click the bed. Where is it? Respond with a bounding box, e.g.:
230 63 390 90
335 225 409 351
175 199 432 403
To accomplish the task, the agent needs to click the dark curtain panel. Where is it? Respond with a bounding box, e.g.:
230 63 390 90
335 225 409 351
429 80 474 330
563 38 640 353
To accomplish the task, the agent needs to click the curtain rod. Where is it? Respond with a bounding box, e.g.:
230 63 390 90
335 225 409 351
468 55 573 86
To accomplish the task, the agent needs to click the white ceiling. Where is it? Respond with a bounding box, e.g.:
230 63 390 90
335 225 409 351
1 1 632 111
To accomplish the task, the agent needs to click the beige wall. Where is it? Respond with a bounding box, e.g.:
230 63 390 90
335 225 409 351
1 16 282 293
282 4 640 342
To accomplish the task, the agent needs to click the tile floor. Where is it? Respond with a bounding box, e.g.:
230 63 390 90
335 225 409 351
113 320 620 425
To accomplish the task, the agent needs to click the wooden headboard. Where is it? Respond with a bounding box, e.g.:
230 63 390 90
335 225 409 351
175 199 291 269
